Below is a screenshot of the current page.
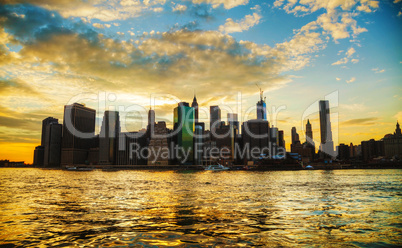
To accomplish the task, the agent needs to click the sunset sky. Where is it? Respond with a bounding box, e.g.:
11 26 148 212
0 0 401 163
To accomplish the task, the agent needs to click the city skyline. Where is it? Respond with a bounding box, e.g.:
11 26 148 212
0 0 401 163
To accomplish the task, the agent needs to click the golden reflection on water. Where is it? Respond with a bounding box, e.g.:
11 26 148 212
0 168 401 247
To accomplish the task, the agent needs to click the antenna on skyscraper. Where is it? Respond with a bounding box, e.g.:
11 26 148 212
255 83 264 102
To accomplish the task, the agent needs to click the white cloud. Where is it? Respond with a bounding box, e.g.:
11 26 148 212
92 23 104 29
219 13 262 34
372 68 385 73
172 4 187 12
346 47 355 57
153 7 163 12
332 57 348 65
346 77 356 83
192 0 249 9
273 1 374 44
351 59 359 63
333 47 358 65
336 77 342 81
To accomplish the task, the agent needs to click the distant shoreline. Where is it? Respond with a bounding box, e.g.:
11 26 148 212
2 162 401 172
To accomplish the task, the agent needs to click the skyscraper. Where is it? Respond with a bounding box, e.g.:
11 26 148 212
291 127 300 145
305 119 315 159
270 126 279 146
193 125 203 165
278 130 285 150
174 102 195 165
41 117 58 146
191 94 199 123
99 111 120 165
241 119 270 162
61 103 96 165
227 113 239 133
305 119 313 143
148 108 155 127
305 119 315 149
33 146 44 166
210 105 221 131
256 89 267 120
147 121 169 166
43 122 62 167
319 100 334 157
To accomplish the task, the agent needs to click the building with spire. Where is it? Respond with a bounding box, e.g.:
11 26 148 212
174 102 195 165
305 119 315 150
256 87 267 120
191 93 199 123
384 121 402 159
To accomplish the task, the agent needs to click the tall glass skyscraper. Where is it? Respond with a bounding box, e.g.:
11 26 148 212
257 90 267 120
319 100 334 157
174 102 195 165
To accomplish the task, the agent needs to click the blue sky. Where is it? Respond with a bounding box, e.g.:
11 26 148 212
0 0 401 162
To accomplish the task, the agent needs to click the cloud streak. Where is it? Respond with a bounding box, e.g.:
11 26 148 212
219 12 261 34
342 117 379 126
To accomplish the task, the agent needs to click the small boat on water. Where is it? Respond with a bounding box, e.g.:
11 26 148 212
205 164 230 171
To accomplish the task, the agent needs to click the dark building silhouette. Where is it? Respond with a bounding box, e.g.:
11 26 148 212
61 103 96 165
337 143 350 161
44 122 62 167
278 130 285 150
210 105 221 131
319 100 334 157
117 131 148 165
88 135 99 165
349 142 357 158
305 119 315 146
241 119 270 163
305 119 315 159
214 124 238 166
384 122 402 159
291 127 300 145
99 111 120 165
361 139 384 162
194 125 203 165
191 94 199 123
41 117 58 146
33 146 44 166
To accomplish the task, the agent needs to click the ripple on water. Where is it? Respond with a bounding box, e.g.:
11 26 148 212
0 168 401 247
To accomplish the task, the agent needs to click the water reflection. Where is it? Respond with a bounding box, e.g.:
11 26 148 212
0 169 401 247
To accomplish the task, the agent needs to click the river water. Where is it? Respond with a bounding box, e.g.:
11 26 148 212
0 168 401 247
